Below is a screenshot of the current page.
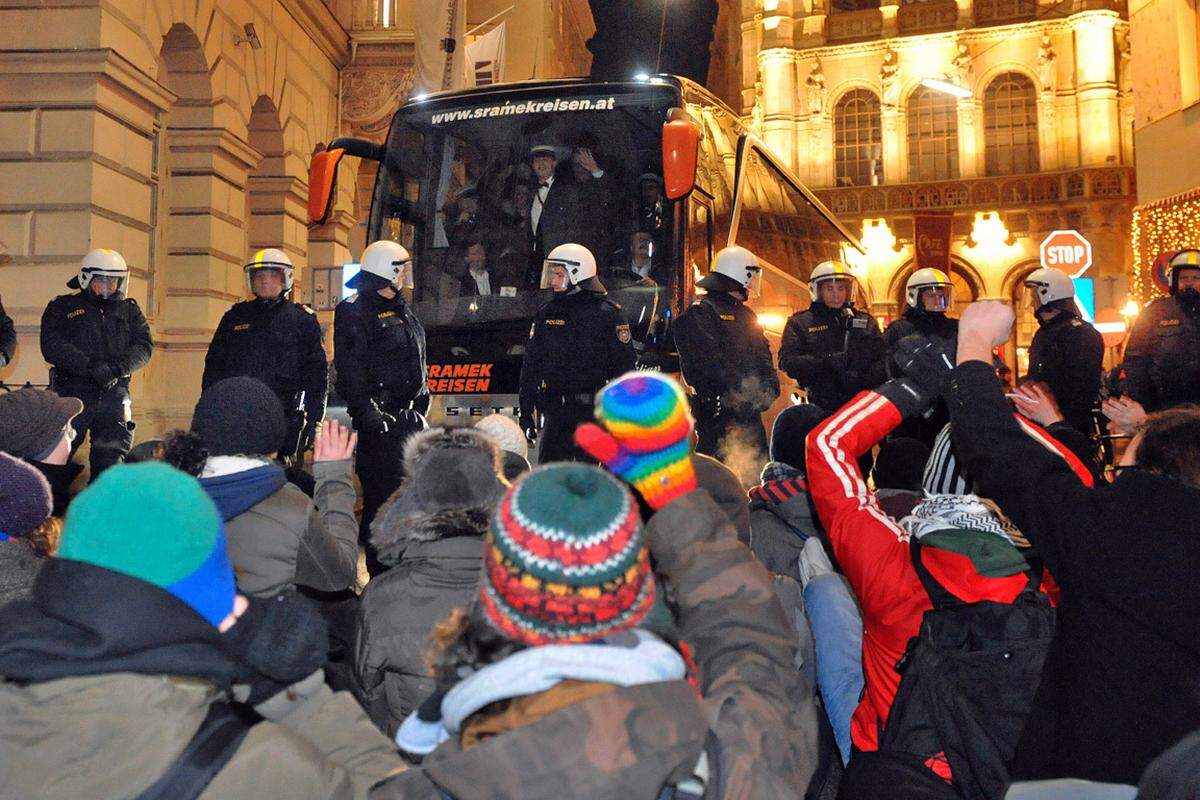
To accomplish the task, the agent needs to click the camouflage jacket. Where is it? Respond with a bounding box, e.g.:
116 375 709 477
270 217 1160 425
369 490 819 800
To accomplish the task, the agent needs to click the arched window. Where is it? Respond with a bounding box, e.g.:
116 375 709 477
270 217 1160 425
983 73 1040 176
834 90 882 187
907 87 960 181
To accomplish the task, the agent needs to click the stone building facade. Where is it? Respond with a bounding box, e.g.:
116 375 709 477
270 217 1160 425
0 0 591 439
735 0 1136 372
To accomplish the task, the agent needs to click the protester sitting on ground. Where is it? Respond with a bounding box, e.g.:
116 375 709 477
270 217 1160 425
474 412 531 481
870 437 930 520
748 404 827 582
163 376 358 598
807 336 1057 798
377 372 820 797
0 387 84 516
0 462 404 798
0 453 57 606
354 426 507 736
947 300 1200 786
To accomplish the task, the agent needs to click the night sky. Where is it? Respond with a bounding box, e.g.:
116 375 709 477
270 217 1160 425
587 0 720 83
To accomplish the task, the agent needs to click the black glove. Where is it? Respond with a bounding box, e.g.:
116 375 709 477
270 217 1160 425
359 409 397 436
220 589 329 706
876 334 955 419
393 408 427 436
89 362 117 389
412 391 432 416
519 413 538 445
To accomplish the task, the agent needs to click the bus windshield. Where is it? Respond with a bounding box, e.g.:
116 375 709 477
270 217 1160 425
369 84 681 335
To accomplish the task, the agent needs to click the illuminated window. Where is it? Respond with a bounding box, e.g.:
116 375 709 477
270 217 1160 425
907 87 959 181
983 73 1039 176
834 89 883 187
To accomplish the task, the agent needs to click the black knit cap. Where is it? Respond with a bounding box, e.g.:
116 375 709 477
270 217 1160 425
191 377 286 456
769 404 829 474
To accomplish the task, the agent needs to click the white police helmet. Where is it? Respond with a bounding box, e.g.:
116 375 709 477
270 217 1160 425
244 248 295 294
540 242 597 289
347 240 412 289
72 248 129 292
1023 267 1074 306
809 260 856 304
905 268 953 310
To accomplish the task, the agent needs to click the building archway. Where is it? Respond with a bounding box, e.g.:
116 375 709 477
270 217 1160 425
247 96 304 295
888 257 982 320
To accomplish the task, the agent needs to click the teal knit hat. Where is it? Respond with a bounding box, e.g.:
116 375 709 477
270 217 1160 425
58 463 237 627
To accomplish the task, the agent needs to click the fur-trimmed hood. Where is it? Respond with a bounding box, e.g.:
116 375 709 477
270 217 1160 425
370 427 505 567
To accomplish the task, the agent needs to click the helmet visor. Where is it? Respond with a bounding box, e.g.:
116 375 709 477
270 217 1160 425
746 266 763 298
541 258 576 290
921 285 952 312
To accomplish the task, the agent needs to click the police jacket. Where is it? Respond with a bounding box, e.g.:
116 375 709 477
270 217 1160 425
333 290 427 420
674 287 780 412
519 287 636 413
1123 295 1200 411
40 291 152 395
1026 308 1104 432
0 297 15 365
202 297 328 423
778 302 885 412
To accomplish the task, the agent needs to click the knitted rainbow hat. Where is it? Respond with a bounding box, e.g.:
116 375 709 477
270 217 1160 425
593 372 696 508
58 462 237 627
482 463 656 646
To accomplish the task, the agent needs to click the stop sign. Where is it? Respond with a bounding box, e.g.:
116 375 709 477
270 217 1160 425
1040 230 1093 277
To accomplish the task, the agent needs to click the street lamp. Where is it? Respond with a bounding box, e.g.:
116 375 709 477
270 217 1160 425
921 77 972 99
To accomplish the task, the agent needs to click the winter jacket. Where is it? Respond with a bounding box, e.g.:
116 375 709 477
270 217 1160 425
806 391 1053 759
748 462 819 582
201 456 359 597
779 302 886 412
29 459 83 517
0 296 15 366
674 287 780 410
946 360 1200 784
354 504 488 737
0 559 404 799
1122 294 1200 410
40 290 153 399
0 538 44 607
1025 309 1104 433
334 290 427 422
370 490 821 799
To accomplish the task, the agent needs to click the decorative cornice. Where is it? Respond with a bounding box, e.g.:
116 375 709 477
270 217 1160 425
281 0 351 68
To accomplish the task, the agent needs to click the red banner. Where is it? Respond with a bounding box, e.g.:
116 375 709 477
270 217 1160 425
913 213 953 270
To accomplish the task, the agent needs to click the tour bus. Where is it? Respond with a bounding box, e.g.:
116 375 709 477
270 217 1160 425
308 75 864 425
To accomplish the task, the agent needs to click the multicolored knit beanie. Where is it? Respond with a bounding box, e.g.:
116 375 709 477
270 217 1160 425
58 462 237 627
482 463 656 646
575 371 696 509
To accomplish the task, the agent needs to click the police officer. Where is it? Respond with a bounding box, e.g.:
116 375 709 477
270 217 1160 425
674 246 780 459
40 248 152 479
1123 248 1200 411
1021 267 1104 433
882 268 958 445
334 239 429 572
519 242 636 463
0 294 15 369
779 260 885 415
202 248 328 463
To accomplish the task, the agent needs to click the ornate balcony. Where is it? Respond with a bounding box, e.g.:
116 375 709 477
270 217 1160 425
814 167 1136 219
897 0 960 35
825 8 884 43
973 0 1037 26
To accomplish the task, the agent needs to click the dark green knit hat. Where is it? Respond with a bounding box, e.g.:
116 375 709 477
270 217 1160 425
58 462 237 627
482 464 656 646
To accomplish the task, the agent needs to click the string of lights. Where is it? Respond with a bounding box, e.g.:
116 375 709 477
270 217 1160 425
1131 188 1200 302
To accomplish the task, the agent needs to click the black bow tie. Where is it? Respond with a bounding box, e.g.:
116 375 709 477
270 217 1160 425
539 182 549 189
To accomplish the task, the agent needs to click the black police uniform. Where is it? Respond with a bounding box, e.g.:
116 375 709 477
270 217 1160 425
333 288 428 571
0 296 15 368
779 302 885 414
882 307 959 446
202 297 328 460
673 275 780 458
39 289 152 478
1025 304 1105 433
1123 293 1200 411
519 284 637 463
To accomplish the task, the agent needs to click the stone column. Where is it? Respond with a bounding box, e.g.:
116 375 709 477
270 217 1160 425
957 97 981 178
759 48 801 174
1073 12 1121 166
881 106 903 184
1037 90 1060 171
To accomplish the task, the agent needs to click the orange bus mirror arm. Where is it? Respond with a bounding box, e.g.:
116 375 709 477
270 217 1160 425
662 113 701 201
308 148 345 225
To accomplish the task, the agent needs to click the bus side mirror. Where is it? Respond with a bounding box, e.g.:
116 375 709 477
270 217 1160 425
662 115 701 200
308 148 345 225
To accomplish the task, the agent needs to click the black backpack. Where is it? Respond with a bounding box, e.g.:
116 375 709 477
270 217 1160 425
877 537 1056 800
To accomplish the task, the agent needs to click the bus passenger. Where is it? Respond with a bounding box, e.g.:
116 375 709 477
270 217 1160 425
528 143 610 269
519 243 636 463
458 239 496 297
674 246 780 461
612 229 663 286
